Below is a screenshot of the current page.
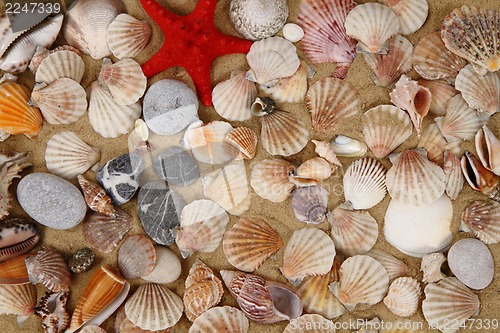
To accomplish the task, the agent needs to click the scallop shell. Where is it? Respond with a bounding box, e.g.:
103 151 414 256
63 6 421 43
417 123 450 167
329 255 389 311
365 248 409 281
183 259 224 322
413 31 467 82
460 201 500 244
343 157 387 210
175 199 229 258
98 58 147 106
291 186 329 224
312 140 342 166
77 175 115 216
83 208 132 254
224 127 258 160
117 235 156 279
250 158 296 202
328 204 378 256
35 49 85 84
386 149 445 206
0 283 36 322
383 277 421 317
0 81 42 139
292 157 335 183
283 314 335 333
223 216 282 272
281 227 335 285
213 71 257 121
330 135 368 157
421 253 446 283
45 131 101 179
345 3 400 54
25 246 71 292
259 60 310 103
455 64 500 116
0 153 32 220
363 105 412 159
443 151 464 200
0 254 29 284
119 317 172 333
422 277 480 333
379 0 428 35
183 120 234 165
418 79 459 116
441 5 500 75
476 125 500 176
29 45 82 74
35 291 70 333
189 306 249 333
107 13 152 59
246 37 300 85
88 80 142 138
125 283 183 331
306 77 359 132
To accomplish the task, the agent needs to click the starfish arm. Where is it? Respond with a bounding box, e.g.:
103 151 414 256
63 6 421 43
190 0 217 21
140 0 179 26
187 63 214 107
213 32 253 58
141 49 177 78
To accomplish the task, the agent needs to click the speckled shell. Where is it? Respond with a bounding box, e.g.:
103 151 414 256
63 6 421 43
250 158 296 202
77 175 115 216
213 71 257 121
461 201 500 244
421 253 446 283
224 127 258 160
0 254 29 284
379 0 428 35
68 248 95 274
383 277 421 317
291 186 329 224
35 50 85 84
365 248 409 281
283 314 335 333
259 110 309 156
0 152 32 220
117 235 156 279
189 306 249 333
35 291 70 333
106 13 152 59
259 60 310 103
25 246 71 292
83 208 132 253
418 79 459 116
0 219 39 264
0 283 36 320
443 151 464 200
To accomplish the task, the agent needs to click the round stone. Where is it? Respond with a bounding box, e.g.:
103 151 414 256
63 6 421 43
143 79 199 135
17 173 87 230
142 245 182 284
447 238 494 290
68 247 95 273
153 146 199 186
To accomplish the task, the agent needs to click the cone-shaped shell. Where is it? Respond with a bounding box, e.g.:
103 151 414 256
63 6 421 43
125 283 183 331
383 277 421 317
35 49 85 84
291 186 329 224
83 208 132 253
306 77 359 133
281 228 335 285
224 127 258 160
345 3 400 53
259 110 309 156
106 13 152 59
343 157 387 210
0 82 42 139
461 201 500 244
443 151 464 200
422 277 480 333
365 248 409 281
0 254 29 284
0 283 36 320
476 125 500 176
418 79 459 116
77 175 115 216
328 204 378 256
283 314 335 333
260 60 310 103
223 216 282 272
25 246 71 292
45 131 101 179
188 306 249 333
379 0 428 35
312 140 342 166
118 235 156 279
213 71 257 121
183 120 234 165
250 158 296 202
363 105 412 159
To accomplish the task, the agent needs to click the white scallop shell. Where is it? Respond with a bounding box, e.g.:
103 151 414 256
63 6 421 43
379 0 428 35
250 158 296 202
365 248 409 281
443 151 464 200
35 50 85 84
383 277 421 317
188 306 249 333
213 71 257 121
259 110 309 156
107 13 152 59
259 60 310 103
418 79 459 116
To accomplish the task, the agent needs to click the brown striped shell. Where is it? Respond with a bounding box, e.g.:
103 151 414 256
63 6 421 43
117 235 156 279
77 175 115 217
25 246 71 292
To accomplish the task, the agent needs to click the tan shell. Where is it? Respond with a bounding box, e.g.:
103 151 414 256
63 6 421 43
260 60 310 103
417 123 458 167
83 208 132 253
183 121 234 165
293 157 335 183
379 0 428 35
106 13 152 59
0 152 32 219
460 201 500 244
250 158 296 202
0 283 36 321
224 127 258 160
0 254 29 284
421 253 446 283
418 79 459 116
25 246 71 292
383 277 421 317
283 314 335 333
443 151 464 200
117 235 156 279
366 248 409 281
312 140 342 166
188 306 249 333
35 49 85 84
213 71 257 121
476 125 500 175
77 175 115 216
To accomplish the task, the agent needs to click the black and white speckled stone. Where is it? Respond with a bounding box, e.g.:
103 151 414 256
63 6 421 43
153 146 199 186
97 153 144 206
17 173 87 230
138 181 185 245
68 247 95 273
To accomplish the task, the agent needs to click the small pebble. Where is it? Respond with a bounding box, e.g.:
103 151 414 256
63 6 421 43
68 247 95 273
153 146 199 186
282 23 304 43
142 245 182 284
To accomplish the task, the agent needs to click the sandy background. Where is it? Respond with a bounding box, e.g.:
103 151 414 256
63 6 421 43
0 0 499 332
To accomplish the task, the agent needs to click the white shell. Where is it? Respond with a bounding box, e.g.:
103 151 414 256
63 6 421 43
282 23 304 43
250 158 296 202
421 253 446 283
379 0 428 35
330 135 367 157
35 50 85 84
365 249 409 281
213 71 257 121
383 277 421 317
418 123 461 167
183 120 234 165
294 157 334 182
189 306 249 333
106 13 152 59
259 60 310 103
443 151 464 200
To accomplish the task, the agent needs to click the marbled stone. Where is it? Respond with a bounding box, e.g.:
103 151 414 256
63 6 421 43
153 146 199 186
17 173 87 229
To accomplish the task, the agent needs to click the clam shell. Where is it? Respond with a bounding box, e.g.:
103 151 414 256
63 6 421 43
343 157 387 210
460 200 500 244
283 314 335 333
418 79 459 116
363 105 412 159
259 110 309 156
345 3 399 53
98 58 147 106
312 140 342 166
250 158 296 202
281 227 335 285
0 218 39 263
224 127 258 160
0 153 32 220
379 0 428 35
25 246 71 292
45 131 101 179
383 277 421 317
330 135 367 157
183 120 234 165
259 60 310 103
124 283 183 331
223 216 282 272
0 283 36 321
189 306 249 333
291 186 328 224
293 157 335 183
77 175 115 216
175 199 229 258
88 80 142 138
443 151 464 200
117 235 156 279
106 13 152 59
329 255 389 310
213 71 257 121
306 77 359 133
422 277 480 333
35 291 70 333
365 248 409 281
421 253 446 283
35 49 85 84
83 208 132 253
183 259 223 321
476 125 500 176
0 254 29 284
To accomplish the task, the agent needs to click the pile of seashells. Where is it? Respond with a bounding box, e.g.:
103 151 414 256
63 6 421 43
0 0 499 332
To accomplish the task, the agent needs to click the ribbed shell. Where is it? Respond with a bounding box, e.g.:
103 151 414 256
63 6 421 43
344 3 400 53
188 306 249 333
45 131 101 179
35 50 85 84
224 127 258 160
291 186 329 224
443 151 464 200
417 123 450 167
312 140 342 166
124 283 183 331
260 60 310 103
281 228 335 285
213 71 257 121
461 201 500 244
328 205 378 256
117 235 156 279
80 326 106 333
250 158 296 202
283 314 335 333
106 13 152 59
365 248 409 281
343 157 387 210
418 79 459 116
223 217 282 272
25 246 71 292
386 149 445 206
329 255 389 310
379 0 428 35
383 277 421 317
83 209 132 253
363 105 412 159
422 277 480 333
306 77 359 132
88 81 141 138
77 175 115 216
259 110 309 156
0 283 36 318
183 121 234 165
0 254 29 284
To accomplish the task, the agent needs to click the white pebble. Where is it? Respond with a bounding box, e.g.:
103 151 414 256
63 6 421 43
142 245 182 284
283 23 304 43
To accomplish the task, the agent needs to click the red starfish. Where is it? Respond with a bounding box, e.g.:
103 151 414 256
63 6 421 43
140 0 253 106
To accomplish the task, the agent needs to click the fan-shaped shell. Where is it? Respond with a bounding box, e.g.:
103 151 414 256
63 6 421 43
88 80 142 138
250 158 296 202
283 314 335 333
306 77 359 132
291 186 328 224
386 149 445 206
189 306 249 333
107 13 152 59
343 157 387 210
125 283 183 331
45 131 101 179
345 3 400 53
422 277 480 333
383 277 421 317
328 204 378 256
0 283 36 320
418 79 459 116
83 209 132 253
379 0 428 35
29 45 82 74
183 120 234 164
281 228 335 285
175 199 229 258
443 151 464 200
117 235 156 279
224 127 258 160
77 175 115 216
329 255 389 310
25 246 71 292
461 201 500 244
365 248 409 280
476 125 500 176
213 71 257 121
417 123 451 167
223 216 282 272
260 60 310 103
35 49 85 84
363 105 412 159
